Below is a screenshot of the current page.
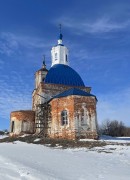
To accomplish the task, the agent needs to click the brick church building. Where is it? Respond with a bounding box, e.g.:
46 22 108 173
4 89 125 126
10 30 98 139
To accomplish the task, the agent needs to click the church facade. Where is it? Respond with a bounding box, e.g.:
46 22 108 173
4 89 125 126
10 31 98 140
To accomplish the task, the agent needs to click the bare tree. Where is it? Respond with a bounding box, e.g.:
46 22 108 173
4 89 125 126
100 119 126 137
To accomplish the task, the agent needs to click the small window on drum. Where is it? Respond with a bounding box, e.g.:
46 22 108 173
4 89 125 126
61 110 68 125
66 54 68 62
55 53 58 60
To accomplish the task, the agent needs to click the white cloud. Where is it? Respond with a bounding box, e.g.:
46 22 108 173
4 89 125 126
0 33 19 56
0 32 52 129
0 73 32 128
0 32 51 56
97 88 130 126
55 16 130 34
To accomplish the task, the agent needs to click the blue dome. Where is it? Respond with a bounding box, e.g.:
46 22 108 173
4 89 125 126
44 64 85 87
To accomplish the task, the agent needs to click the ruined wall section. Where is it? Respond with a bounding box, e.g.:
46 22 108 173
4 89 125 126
10 110 35 136
74 96 98 139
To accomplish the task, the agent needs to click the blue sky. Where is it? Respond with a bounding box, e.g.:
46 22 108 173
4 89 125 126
0 0 130 130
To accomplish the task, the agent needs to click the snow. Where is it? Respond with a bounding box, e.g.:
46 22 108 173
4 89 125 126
20 134 31 137
100 135 130 143
0 135 8 139
80 135 130 143
0 141 130 180
33 138 41 142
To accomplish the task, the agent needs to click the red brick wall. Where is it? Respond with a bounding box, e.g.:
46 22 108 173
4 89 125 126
10 110 35 135
49 96 98 140
50 96 76 139
73 96 98 139
11 110 35 122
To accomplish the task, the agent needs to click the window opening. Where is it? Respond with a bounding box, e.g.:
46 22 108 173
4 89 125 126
61 110 68 125
66 54 68 62
55 53 58 60
11 121 14 132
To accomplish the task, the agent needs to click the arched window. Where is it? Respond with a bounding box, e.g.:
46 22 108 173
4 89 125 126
61 110 68 125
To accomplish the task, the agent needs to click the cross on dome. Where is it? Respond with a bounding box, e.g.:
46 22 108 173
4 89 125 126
58 24 63 45
42 55 46 68
59 24 63 41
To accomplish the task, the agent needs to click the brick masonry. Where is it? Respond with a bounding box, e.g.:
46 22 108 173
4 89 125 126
10 69 98 139
49 95 98 140
32 82 91 111
10 110 35 135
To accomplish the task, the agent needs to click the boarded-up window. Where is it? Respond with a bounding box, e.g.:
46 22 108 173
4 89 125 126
22 121 28 132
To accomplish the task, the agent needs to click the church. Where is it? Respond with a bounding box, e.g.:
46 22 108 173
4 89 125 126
10 30 98 140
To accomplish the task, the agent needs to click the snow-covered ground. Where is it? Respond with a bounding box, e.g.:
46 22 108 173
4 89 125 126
100 135 130 143
80 135 130 143
0 138 130 180
0 135 8 139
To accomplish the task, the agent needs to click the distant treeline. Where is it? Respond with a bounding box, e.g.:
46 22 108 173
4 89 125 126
0 129 9 135
99 120 130 137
